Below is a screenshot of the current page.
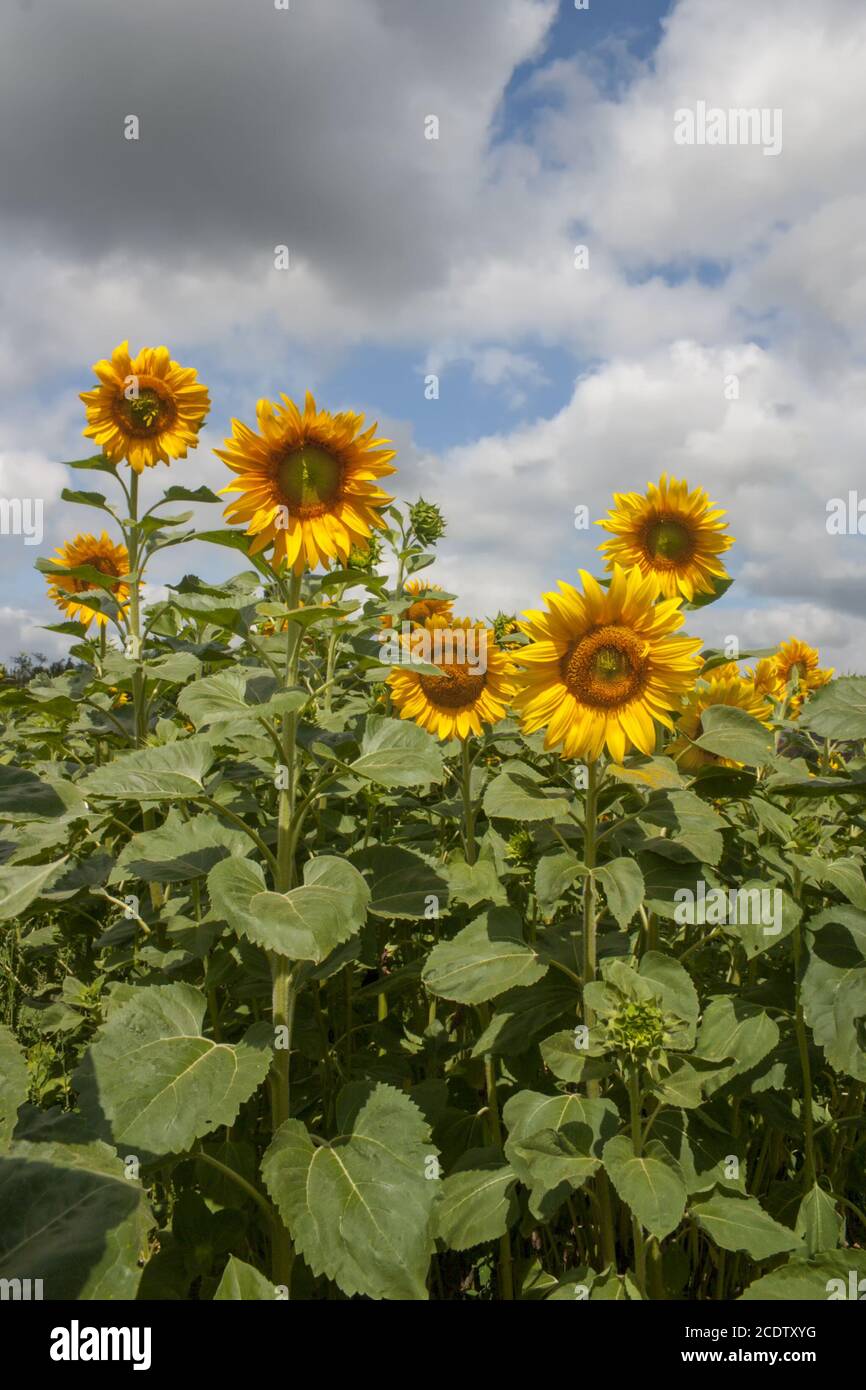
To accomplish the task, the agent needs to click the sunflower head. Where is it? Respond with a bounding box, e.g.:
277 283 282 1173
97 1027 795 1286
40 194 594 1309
387 616 517 741
749 656 786 702
513 564 702 763
45 531 130 631
217 392 395 576
596 474 734 602
80 342 210 473
381 578 454 630
773 638 834 719
669 673 773 772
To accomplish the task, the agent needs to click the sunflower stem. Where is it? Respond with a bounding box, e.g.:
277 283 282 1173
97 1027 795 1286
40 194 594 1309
461 737 478 865
269 567 304 1290
582 758 599 1029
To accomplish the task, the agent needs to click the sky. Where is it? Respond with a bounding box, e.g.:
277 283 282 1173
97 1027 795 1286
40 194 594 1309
0 0 865 671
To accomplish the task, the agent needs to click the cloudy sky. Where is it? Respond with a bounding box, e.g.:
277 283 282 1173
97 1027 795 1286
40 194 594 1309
1 0 864 670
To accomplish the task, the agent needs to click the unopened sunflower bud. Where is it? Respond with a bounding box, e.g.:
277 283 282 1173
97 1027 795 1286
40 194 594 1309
409 497 446 546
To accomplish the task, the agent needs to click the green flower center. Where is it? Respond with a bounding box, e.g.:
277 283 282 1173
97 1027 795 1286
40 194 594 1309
607 999 667 1058
646 518 691 563
277 445 343 517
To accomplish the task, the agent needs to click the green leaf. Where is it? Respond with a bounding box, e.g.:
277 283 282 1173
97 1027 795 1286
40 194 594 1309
0 765 86 820
422 908 547 1003
162 485 221 505
691 1191 803 1259
652 1110 746 1197
695 997 780 1093
602 1135 687 1238
177 669 308 729
504 1092 618 1217
801 906 866 1080
694 704 773 766
595 857 644 929
214 1255 278 1300
350 845 449 920
800 676 866 740
0 859 66 920
245 856 370 963
638 789 726 865
445 857 507 908
795 1184 842 1257
111 811 250 883
0 1025 28 1147
483 765 570 822
75 983 272 1153
740 1250 866 1300
682 575 734 610
434 1150 519 1250
0 1140 151 1298
535 852 586 917
80 736 217 801
262 1082 437 1300
350 716 444 789
639 951 700 1029
607 757 685 790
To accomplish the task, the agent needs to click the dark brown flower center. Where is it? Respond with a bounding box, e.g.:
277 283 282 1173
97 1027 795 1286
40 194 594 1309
419 668 486 709
114 379 176 437
561 624 648 708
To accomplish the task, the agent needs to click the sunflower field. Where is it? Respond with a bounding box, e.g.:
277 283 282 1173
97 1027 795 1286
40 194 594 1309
2 342 866 1304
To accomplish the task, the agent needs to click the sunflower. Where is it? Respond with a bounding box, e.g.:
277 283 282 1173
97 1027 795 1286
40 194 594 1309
45 531 130 630
80 342 210 473
388 617 517 740
513 564 702 762
381 578 454 630
772 638 833 717
748 656 786 702
217 392 395 575
597 474 734 602
668 674 773 773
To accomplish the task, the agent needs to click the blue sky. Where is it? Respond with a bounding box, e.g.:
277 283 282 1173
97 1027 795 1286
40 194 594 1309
1 0 865 671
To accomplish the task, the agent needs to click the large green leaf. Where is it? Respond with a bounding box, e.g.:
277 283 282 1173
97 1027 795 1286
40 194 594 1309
695 996 780 1093
177 669 308 729
740 1250 866 1300
483 765 570 822
802 906 866 1080
111 811 250 883
350 845 449 920
75 983 272 1153
595 857 644 929
0 1140 151 1299
795 1183 842 1257
350 716 444 788
80 737 217 801
690 1191 803 1259
602 1135 687 1239
0 1025 28 1147
694 704 773 766
799 676 866 740
434 1149 519 1250
0 765 86 820
504 1091 618 1217
422 908 547 1004
535 852 586 917
0 858 66 921
243 856 370 963
262 1082 437 1300
638 789 726 866
214 1255 278 1300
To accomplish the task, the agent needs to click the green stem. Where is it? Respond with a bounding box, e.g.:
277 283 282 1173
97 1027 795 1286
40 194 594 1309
792 910 817 1187
629 1065 647 1297
461 738 478 865
582 760 599 1015
268 568 304 1288
483 1050 514 1301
